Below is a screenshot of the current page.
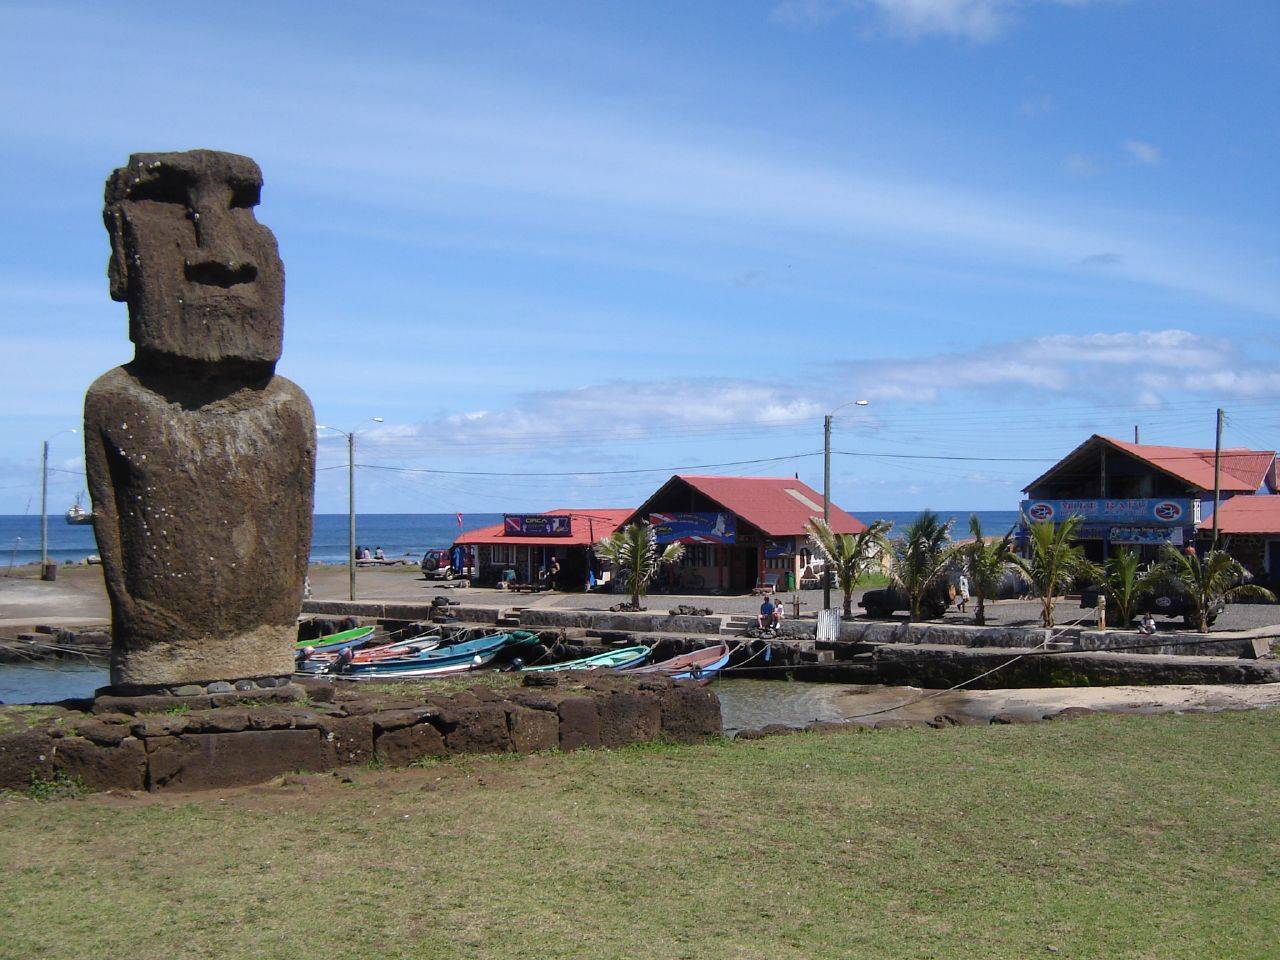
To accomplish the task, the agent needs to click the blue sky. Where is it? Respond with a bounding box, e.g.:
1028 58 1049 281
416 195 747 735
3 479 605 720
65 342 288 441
2 0 1278 517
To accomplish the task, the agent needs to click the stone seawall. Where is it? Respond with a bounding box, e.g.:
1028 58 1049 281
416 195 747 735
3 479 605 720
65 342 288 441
1078 628 1274 659
302 600 502 624
836 621 1051 648
871 644 1280 688
516 609 726 635
0 675 720 795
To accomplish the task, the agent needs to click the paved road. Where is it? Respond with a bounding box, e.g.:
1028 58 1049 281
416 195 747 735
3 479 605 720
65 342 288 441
5 562 1276 635
309 565 1280 633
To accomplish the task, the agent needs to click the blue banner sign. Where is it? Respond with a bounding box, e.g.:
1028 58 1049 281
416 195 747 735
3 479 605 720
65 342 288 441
504 514 572 537
1109 526 1185 545
649 512 736 544
764 537 794 558
1020 498 1197 527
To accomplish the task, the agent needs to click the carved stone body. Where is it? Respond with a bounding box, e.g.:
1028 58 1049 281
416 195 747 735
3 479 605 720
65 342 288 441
86 150 315 688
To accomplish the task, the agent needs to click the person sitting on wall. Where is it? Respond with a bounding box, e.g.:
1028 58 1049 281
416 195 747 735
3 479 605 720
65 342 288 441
374 546 385 560
1138 612 1157 636
758 596 777 631
771 599 784 629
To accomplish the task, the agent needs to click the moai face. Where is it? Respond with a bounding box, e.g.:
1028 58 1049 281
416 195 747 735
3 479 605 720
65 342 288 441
103 150 285 366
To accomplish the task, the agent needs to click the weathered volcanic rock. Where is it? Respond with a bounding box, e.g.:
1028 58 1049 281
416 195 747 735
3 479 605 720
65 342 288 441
375 723 447 766
147 729 329 791
557 696 603 751
86 150 315 688
505 706 559 753
54 736 147 792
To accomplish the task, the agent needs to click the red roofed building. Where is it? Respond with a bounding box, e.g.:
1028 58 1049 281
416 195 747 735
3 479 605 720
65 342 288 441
455 508 631 588
1023 434 1280 582
623 475 866 593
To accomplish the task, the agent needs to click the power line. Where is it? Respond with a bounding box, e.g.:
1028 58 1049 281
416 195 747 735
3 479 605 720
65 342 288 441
356 451 821 478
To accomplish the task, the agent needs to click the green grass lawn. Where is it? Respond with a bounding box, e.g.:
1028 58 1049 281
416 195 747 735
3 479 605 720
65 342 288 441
1 711 1276 959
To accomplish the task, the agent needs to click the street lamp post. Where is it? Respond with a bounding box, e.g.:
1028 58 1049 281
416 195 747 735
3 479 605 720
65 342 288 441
317 418 383 601
40 428 77 580
822 399 869 612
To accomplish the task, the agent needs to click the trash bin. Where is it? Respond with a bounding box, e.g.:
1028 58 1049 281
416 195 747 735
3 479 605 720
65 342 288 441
41 561 57 582
784 571 796 592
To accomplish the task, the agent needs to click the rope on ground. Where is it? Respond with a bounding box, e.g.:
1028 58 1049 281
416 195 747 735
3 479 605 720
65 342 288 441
834 612 1089 722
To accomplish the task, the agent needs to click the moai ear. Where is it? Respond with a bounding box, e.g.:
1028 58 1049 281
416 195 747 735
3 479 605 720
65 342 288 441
104 207 129 302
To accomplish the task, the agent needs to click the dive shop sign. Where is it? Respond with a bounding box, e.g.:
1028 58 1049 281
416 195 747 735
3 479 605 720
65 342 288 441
1020 498 1198 527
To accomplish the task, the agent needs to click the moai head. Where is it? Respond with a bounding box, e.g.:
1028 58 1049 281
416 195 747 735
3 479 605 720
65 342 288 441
104 150 284 368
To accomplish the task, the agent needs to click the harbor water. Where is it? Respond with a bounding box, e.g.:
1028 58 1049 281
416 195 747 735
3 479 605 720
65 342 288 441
0 662 107 705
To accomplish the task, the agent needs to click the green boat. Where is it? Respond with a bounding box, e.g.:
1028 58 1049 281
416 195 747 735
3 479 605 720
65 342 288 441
294 626 375 651
522 646 651 672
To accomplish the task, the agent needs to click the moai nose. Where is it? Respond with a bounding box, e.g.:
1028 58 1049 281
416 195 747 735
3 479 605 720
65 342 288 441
184 189 259 287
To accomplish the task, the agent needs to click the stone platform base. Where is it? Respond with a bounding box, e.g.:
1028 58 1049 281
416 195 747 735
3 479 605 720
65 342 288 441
0 674 720 795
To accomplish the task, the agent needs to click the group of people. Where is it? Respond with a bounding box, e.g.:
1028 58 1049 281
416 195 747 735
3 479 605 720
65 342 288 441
355 545 385 561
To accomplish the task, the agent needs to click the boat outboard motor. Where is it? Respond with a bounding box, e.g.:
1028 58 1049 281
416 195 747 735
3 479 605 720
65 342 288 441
509 657 525 672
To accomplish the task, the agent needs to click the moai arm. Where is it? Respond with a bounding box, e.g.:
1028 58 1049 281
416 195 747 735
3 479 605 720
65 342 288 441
83 376 129 627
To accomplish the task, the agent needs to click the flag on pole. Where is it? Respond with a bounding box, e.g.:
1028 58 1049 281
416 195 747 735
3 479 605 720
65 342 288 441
456 512 464 528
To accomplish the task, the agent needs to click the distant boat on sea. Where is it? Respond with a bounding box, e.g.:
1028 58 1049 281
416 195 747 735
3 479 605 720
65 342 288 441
65 494 94 526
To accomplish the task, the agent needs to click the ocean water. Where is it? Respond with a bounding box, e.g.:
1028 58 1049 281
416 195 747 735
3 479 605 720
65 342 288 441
859 510 1021 539
0 510 1017 568
0 513 501 567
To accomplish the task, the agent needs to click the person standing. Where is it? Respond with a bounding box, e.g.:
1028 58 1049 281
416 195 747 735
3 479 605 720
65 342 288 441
957 573 970 614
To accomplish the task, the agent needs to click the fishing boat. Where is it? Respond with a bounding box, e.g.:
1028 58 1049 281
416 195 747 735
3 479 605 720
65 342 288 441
65 494 94 525
623 640 731 686
522 646 651 672
335 630 539 680
294 625 375 651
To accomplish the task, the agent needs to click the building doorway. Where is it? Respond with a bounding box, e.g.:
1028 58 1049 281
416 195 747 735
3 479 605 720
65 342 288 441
728 546 757 593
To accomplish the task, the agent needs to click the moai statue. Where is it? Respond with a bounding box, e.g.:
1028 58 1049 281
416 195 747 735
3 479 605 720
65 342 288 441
85 150 315 690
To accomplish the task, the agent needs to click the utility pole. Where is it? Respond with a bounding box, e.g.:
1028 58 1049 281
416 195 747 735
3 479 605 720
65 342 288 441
1134 425 1140 443
822 413 832 612
1212 407 1224 548
318 418 382 603
40 439 49 573
347 431 356 602
820 399 868 612
39 428 76 581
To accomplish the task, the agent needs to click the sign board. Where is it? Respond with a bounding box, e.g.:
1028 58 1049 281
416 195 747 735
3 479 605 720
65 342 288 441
503 514 572 537
1020 498 1197 527
1109 526 1184 546
649 512 736 544
764 537 794 558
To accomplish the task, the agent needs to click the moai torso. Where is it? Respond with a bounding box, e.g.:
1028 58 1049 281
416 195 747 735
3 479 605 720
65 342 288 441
87 151 315 689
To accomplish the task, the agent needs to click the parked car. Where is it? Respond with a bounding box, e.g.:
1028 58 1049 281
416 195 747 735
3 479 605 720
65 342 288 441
859 582 954 620
1079 584 1223 629
420 549 455 580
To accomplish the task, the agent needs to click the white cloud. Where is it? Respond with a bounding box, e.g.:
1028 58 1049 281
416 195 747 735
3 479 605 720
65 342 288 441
369 329 1277 458
772 1 1110 42
1063 153 1102 177
1124 139 1163 165
1020 93 1054 117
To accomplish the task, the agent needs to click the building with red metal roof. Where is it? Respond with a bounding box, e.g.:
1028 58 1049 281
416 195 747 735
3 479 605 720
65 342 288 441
454 508 631 588
1022 433 1280 583
623 475 866 592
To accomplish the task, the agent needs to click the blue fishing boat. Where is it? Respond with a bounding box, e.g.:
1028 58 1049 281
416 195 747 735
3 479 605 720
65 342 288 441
337 630 540 680
522 646 650 672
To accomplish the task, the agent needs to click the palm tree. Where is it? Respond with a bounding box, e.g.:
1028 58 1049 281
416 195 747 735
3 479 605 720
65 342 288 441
1151 546 1275 633
805 517 893 619
890 510 957 621
1100 547 1155 629
1010 515 1097 627
595 523 685 610
962 514 1016 626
